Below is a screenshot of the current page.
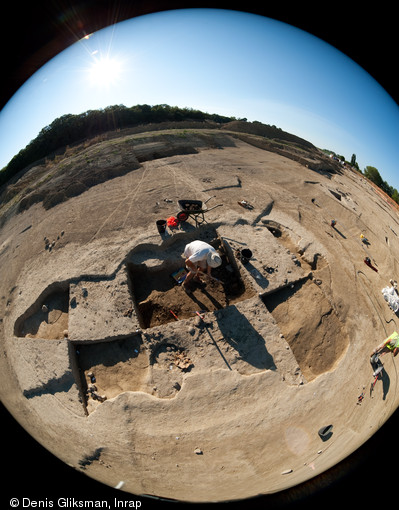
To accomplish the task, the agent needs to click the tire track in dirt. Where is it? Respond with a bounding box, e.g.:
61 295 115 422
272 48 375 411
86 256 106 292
86 166 148 242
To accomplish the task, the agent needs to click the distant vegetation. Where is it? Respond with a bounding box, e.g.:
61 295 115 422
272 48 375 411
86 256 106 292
0 105 237 187
363 165 399 204
1 104 397 206
326 151 399 206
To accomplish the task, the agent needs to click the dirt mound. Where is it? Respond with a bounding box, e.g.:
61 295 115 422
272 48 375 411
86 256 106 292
10 130 236 215
221 119 315 148
1 126 339 225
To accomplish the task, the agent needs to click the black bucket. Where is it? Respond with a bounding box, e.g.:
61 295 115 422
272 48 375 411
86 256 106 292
156 219 167 234
240 248 253 264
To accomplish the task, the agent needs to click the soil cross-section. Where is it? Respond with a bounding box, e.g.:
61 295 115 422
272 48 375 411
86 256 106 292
262 277 349 381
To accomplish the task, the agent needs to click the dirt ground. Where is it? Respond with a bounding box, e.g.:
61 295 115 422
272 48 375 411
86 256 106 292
263 277 347 381
1 128 399 503
129 235 256 329
16 289 69 339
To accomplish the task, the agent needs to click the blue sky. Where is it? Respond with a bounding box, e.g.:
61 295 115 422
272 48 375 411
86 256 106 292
1 8 398 189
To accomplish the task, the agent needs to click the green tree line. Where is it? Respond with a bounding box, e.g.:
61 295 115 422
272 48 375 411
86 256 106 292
329 152 398 206
0 104 234 187
2 106 396 207
363 165 399 204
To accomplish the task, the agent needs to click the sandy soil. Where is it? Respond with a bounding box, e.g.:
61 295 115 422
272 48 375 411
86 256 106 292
1 128 399 502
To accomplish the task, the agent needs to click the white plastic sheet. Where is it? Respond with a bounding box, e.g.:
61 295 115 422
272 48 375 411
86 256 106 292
382 286 399 312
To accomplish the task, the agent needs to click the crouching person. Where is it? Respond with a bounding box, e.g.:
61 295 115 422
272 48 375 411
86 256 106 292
182 240 222 293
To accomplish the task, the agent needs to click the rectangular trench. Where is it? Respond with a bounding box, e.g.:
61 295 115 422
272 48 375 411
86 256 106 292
126 234 255 329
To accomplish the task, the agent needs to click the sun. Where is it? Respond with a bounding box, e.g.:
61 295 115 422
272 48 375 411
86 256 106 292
87 56 123 88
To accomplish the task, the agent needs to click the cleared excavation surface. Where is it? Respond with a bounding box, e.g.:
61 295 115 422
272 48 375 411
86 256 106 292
1 129 399 503
262 276 349 382
15 287 69 339
127 228 256 329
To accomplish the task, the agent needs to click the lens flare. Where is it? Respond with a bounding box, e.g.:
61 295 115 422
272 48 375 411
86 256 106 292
87 56 122 88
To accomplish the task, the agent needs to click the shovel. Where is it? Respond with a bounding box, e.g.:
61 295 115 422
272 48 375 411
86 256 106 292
198 270 222 283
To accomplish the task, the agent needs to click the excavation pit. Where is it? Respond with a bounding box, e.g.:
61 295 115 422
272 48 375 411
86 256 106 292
75 335 149 412
262 277 349 382
264 220 328 272
15 285 69 339
152 343 194 374
127 237 256 329
266 225 282 238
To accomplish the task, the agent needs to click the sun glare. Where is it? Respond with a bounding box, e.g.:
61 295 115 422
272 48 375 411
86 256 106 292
87 56 123 88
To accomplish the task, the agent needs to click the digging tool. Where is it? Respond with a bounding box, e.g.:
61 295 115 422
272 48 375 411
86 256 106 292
370 373 380 396
198 270 222 283
205 274 222 283
203 324 232 371
169 309 179 321
364 257 378 272
369 352 386 396
190 310 206 318
189 310 207 324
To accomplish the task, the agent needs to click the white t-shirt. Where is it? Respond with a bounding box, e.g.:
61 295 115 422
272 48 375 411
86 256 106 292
183 241 216 265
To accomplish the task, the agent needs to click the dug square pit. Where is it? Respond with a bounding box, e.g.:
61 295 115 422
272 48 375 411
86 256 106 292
128 235 256 329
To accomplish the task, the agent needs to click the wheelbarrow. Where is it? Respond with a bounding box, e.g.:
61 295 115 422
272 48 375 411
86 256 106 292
176 196 223 227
